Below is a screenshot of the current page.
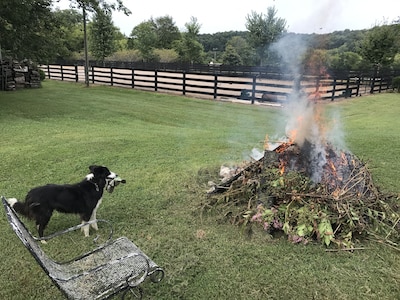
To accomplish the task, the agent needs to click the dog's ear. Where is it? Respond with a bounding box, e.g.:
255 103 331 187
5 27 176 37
89 165 98 173
89 165 110 177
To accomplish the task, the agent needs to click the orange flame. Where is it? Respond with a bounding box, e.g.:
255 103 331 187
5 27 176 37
340 152 348 166
329 160 336 173
278 159 286 175
280 165 285 176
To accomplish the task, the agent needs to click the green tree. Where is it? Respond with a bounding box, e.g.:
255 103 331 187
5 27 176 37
53 9 84 59
113 29 128 51
130 20 158 62
303 49 329 76
88 9 117 63
107 49 141 61
185 16 201 37
358 25 398 67
153 15 181 49
327 48 362 71
245 6 286 65
64 0 130 86
198 31 248 53
154 49 179 63
225 36 255 65
66 0 130 14
174 17 205 63
222 45 242 65
0 0 59 60
393 53 400 69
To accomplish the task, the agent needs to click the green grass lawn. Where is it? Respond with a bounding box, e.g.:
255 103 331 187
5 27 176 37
0 80 399 300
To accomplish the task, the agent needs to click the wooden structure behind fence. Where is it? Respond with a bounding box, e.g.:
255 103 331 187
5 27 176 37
40 64 397 103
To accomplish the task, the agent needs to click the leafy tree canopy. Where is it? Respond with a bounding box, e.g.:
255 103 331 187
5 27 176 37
246 6 287 65
63 0 130 14
53 9 84 59
225 36 255 65
358 24 399 67
0 0 130 61
153 15 181 49
222 45 242 66
0 0 57 60
174 17 205 63
327 49 363 71
88 9 117 63
130 20 158 61
127 15 181 61
198 31 248 53
185 16 201 37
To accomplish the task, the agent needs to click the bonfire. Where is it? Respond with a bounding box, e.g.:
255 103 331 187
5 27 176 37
203 91 399 250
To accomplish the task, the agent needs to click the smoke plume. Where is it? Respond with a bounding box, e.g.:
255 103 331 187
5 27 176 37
269 34 346 182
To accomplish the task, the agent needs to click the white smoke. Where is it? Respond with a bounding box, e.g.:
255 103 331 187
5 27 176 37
270 34 308 77
326 109 347 151
269 34 346 183
284 93 316 146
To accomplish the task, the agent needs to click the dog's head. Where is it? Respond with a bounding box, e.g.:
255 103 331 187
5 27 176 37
86 165 126 193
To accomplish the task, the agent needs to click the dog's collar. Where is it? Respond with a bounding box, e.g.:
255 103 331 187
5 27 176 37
86 173 100 191
89 181 100 191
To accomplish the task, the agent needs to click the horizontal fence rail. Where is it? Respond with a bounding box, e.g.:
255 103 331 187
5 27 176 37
41 64 398 103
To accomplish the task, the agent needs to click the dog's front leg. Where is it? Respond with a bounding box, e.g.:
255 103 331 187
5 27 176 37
80 213 92 237
89 199 102 231
81 221 90 237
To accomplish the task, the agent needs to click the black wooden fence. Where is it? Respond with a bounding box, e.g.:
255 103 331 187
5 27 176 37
41 64 398 103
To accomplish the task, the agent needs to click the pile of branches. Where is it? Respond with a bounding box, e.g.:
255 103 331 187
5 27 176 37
202 146 400 249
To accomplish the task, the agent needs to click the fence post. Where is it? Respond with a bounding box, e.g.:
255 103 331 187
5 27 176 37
251 75 256 104
131 68 135 89
355 77 361 96
370 68 377 94
294 75 301 92
345 77 350 98
110 67 114 86
155 70 158 92
387 71 393 90
213 74 218 99
75 65 78 82
91 66 95 84
47 65 51 79
331 78 336 101
183 71 186 96
61 65 64 81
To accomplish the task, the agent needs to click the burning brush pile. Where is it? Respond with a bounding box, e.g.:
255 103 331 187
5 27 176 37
203 94 399 249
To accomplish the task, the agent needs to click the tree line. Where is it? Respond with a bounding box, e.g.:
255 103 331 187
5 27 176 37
1 0 400 73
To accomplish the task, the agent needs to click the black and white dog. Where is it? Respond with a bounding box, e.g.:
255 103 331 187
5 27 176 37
6 165 125 239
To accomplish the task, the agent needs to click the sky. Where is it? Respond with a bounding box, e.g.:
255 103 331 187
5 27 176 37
54 0 400 35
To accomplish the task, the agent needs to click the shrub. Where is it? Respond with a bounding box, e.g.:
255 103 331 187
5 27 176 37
39 69 46 81
106 49 141 62
153 49 179 63
392 76 400 92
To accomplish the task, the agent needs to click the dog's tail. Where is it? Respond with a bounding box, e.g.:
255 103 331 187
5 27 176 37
6 198 33 218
